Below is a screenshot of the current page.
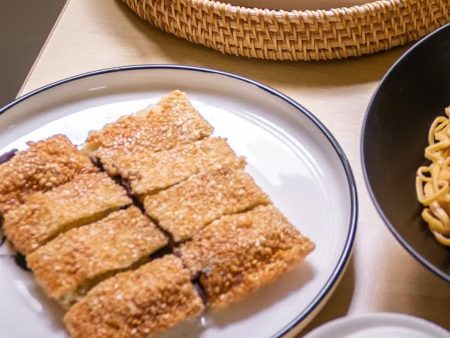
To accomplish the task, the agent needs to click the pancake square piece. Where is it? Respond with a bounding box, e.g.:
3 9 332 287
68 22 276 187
109 137 245 196
64 255 205 338
144 165 270 242
85 90 213 173
0 134 97 214
177 205 315 309
27 206 168 308
3 172 131 255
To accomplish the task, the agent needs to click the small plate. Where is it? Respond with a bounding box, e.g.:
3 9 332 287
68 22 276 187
304 313 450 338
0 65 357 337
362 24 450 282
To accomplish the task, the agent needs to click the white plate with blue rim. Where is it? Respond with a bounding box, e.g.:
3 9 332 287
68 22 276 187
0 65 357 338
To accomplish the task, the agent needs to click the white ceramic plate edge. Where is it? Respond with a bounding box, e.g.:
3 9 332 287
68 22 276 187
303 313 450 338
0 65 358 337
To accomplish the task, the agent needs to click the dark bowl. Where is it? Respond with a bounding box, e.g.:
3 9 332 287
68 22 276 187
362 23 450 282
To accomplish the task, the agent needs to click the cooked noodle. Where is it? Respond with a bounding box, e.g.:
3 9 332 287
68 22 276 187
416 106 450 246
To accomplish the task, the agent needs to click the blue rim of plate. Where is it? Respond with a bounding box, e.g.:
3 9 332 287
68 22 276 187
360 24 450 283
0 65 358 337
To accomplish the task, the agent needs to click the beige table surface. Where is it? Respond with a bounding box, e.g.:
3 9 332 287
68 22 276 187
19 0 450 335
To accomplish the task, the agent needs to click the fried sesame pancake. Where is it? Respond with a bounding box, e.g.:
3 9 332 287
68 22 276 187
0 91 317 337
27 207 168 308
143 165 269 242
107 137 244 196
0 135 97 214
85 90 213 174
64 255 204 338
3 172 131 255
177 205 315 309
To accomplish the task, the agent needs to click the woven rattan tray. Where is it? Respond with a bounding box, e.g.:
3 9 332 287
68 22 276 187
123 0 449 61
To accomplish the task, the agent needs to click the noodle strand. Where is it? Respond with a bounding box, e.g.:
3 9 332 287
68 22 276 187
416 105 450 246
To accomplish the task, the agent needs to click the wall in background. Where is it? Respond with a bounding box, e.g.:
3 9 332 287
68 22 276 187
0 0 67 106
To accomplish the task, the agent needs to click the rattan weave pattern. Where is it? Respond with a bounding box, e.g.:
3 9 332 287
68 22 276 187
122 0 449 61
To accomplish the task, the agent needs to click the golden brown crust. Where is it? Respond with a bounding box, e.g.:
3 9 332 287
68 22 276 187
108 137 245 196
177 205 315 309
64 255 205 338
0 135 97 214
85 90 213 173
27 207 168 308
3 172 131 255
144 165 269 242
1 91 317 337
